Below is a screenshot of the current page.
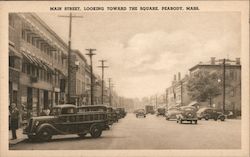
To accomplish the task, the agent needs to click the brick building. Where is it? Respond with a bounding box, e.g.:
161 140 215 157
9 13 68 125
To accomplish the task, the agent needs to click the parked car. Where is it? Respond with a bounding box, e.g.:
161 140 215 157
165 107 182 120
107 106 119 124
23 104 109 142
197 107 225 121
136 109 146 118
156 107 166 116
116 108 127 118
176 106 198 124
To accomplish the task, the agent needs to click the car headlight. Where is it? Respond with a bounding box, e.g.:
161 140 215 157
35 121 39 126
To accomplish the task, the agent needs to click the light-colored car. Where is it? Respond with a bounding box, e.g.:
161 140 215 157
165 107 182 120
136 109 146 118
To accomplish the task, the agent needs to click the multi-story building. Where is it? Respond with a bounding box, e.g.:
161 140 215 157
69 50 88 106
189 57 241 114
9 13 68 125
166 73 191 109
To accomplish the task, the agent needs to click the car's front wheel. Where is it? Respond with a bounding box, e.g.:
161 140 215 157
90 125 102 138
220 116 225 121
37 128 52 142
205 115 209 120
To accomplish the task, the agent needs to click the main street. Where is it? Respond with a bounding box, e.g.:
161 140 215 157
10 114 241 150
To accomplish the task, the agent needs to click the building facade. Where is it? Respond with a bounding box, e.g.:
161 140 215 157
68 50 88 106
166 73 192 109
189 57 241 114
9 13 68 125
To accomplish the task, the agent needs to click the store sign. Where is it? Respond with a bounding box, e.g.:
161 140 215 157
54 87 60 92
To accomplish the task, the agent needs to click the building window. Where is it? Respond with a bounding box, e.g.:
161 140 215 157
22 62 26 73
230 70 234 80
27 64 31 75
22 30 25 40
9 56 15 68
26 35 30 43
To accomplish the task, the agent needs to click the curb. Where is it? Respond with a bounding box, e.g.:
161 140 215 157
9 138 26 146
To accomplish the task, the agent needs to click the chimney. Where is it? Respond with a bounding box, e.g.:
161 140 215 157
211 57 216 65
236 58 240 65
178 72 181 81
174 74 176 81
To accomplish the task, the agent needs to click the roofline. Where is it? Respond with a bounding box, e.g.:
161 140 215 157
189 64 241 72
72 49 87 63
30 13 68 51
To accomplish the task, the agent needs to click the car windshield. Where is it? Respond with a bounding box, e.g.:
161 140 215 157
138 109 145 112
50 108 61 116
61 108 75 114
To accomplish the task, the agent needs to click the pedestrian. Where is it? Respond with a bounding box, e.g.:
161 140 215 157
40 108 50 116
10 103 19 140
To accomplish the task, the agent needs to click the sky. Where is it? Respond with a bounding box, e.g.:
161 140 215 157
36 12 241 99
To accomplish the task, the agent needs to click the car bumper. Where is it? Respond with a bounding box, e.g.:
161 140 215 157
181 118 198 121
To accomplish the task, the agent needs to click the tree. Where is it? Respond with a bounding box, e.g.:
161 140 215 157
187 70 222 105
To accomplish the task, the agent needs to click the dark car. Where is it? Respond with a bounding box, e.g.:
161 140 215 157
197 107 225 121
107 106 119 124
116 108 126 118
176 106 198 124
165 107 182 120
156 107 166 116
23 104 109 142
136 109 146 118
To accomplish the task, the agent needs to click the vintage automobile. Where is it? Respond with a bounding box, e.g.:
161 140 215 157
107 106 119 125
77 105 110 126
197 107 225 121
176 106 198 124
156 107 166 116
136 109 146 118
165 107 182 120
23 104 109 142
116 108 126 118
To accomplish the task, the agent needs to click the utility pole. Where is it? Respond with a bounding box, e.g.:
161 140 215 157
108 78 113 106
98 60 108 104
86 49 96 105
222 58 226 113
59 13 83 104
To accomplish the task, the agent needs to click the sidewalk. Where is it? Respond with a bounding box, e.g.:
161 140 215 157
9 127 26 146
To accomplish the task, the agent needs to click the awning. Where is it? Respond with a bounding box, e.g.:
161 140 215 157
21 51 53 73
9 46 22 58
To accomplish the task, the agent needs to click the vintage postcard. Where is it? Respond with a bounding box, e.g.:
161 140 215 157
0 1 249 157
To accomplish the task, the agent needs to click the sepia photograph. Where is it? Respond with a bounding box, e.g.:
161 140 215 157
1 1 249 157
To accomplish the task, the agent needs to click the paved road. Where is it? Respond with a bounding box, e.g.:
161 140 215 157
10 113 241 150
